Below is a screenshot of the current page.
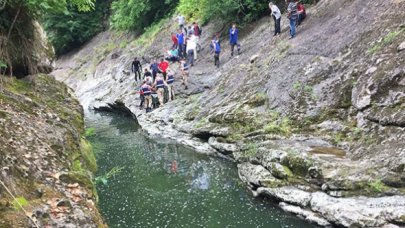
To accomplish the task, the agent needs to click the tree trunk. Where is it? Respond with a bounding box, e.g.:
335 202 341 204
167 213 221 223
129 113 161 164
5 4 22 76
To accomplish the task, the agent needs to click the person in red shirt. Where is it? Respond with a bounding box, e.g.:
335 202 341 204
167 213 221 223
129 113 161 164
171 33 178 49
158 58 169 80
296 0 306 26
193 22 200 37
193 22 202 53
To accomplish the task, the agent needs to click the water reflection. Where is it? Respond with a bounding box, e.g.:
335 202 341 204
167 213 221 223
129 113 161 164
86 112 315 228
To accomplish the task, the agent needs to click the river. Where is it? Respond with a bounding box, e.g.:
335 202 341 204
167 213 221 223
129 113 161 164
85 111 315 228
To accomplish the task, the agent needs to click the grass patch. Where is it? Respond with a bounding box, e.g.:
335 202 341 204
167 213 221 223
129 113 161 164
12 197 28 211
80 138 97 173
85 127 96 137
244 142 258 157
0 110 8 119
264 117 292 136
132 18 169 49
292 81 302 91
283 165 293 177
368 29 403 54
5 78 31 94
277 41 291 58
248 92 267 107
368 180 389 193
195 117 208 128
119 40 128 49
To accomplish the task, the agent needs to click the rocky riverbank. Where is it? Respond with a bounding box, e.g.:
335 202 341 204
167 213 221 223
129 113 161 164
53 0 405 226
0 75 106 227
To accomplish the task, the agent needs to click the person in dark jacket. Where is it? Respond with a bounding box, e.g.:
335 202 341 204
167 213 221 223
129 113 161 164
131 57 142 82
150 59 159 82
229 23 241 56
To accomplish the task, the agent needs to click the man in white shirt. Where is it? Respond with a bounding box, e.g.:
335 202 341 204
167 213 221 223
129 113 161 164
269 2 281 36
186 37 197 66
177 15 187 34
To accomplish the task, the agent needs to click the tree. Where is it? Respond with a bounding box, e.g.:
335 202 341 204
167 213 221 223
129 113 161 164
0 0 95 76
110 0 178 31
43 0 111 55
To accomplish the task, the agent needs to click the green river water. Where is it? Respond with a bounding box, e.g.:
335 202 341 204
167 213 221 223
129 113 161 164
86 112 315 228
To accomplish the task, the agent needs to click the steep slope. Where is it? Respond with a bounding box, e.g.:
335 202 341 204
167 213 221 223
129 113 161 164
53 0 405 226
0 75 105 227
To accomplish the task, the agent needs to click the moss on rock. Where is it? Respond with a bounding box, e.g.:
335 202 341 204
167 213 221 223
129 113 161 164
281 153 313 177
0 75 104 227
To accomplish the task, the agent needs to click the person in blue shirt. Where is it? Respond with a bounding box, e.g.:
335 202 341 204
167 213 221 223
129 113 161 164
229 23 241 56
150 59 159 82
176 30 186 58
210 34 221 68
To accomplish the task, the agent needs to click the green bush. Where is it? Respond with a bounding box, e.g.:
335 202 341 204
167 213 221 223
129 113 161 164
110 0 178 31
43 0 110 55
177 0 286 25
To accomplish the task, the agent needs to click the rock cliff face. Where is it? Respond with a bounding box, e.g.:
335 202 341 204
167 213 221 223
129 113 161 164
0 75 105 227
53 0 404 226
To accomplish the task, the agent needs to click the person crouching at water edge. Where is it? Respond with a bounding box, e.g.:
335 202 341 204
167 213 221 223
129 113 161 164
166 68 175 101
154 73 166 107
141 81 153 113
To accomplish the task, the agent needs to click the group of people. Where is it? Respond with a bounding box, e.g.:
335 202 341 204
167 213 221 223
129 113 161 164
269 0 306 39
131 57 190 113
131 0 307 113
208 23 242 69
169 16 202 67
